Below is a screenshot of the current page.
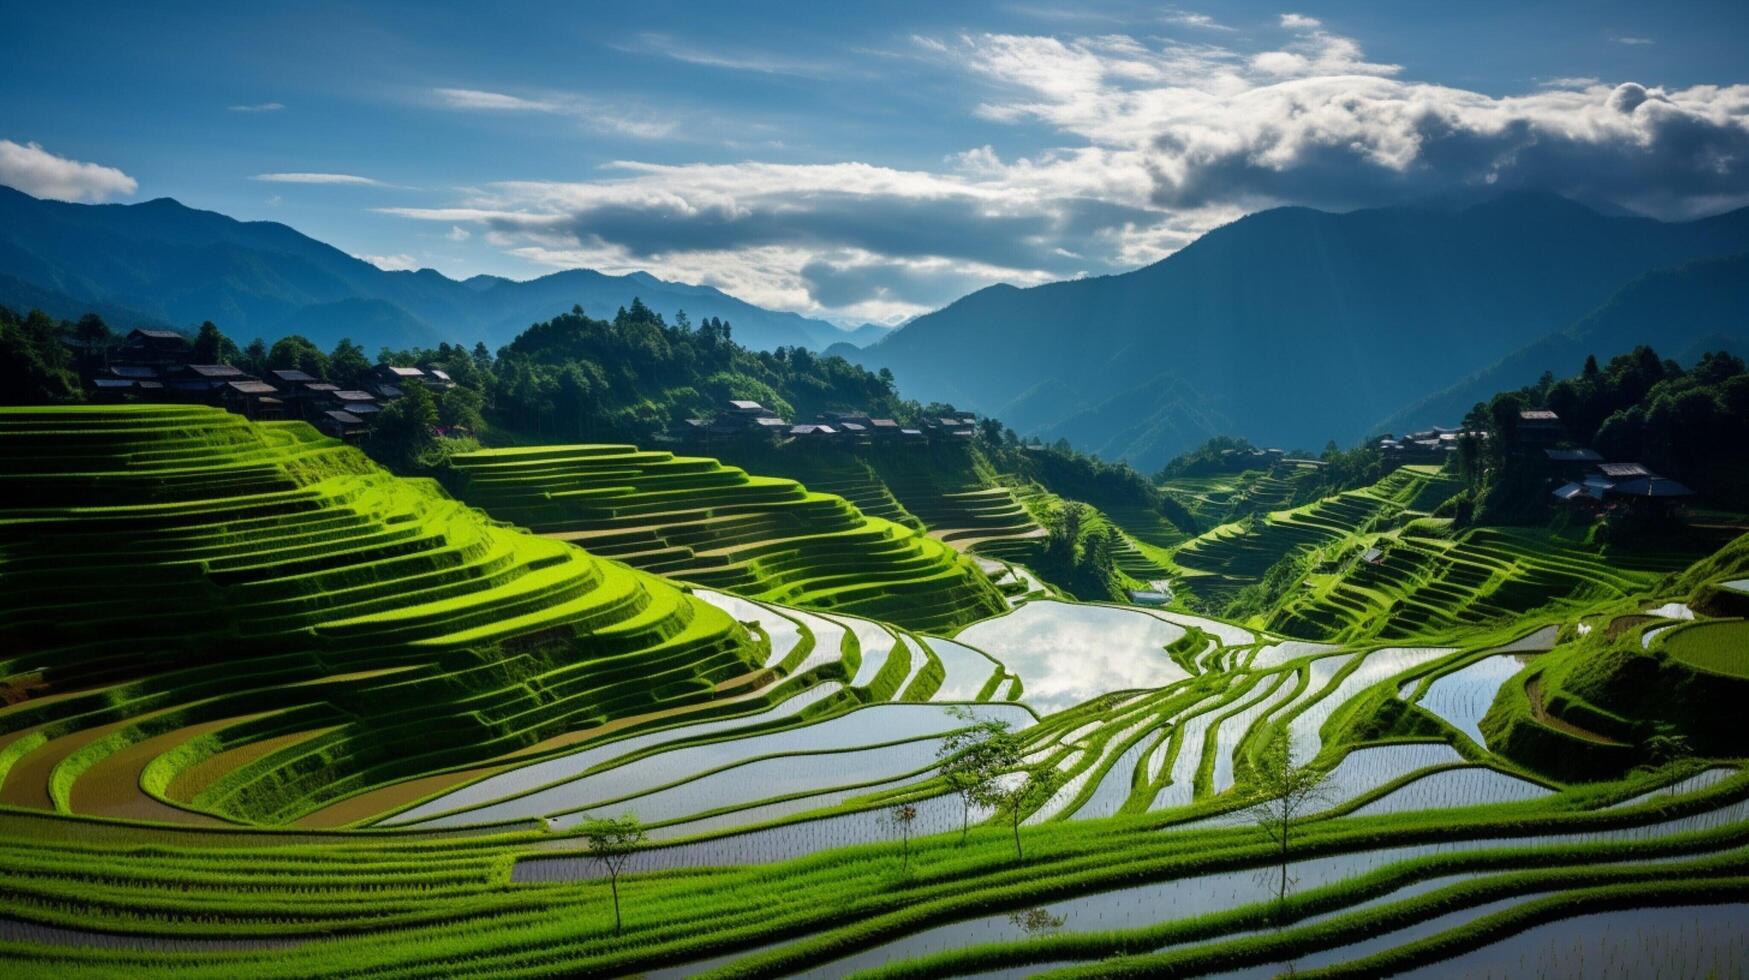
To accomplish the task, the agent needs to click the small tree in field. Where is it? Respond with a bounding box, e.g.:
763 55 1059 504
1244 732 1332 920
978 762 1061 860
889 803 919 870
935 706 1022 843
580 814 646 933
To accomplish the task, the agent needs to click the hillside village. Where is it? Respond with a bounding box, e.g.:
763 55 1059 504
89 328 462 439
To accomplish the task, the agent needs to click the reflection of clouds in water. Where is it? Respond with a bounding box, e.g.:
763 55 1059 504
958 601 1188 712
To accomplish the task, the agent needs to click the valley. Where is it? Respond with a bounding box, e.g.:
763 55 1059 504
3 387 1748 977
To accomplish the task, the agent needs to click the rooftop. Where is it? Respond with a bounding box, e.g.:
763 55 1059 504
1598 462 1650 478
183 364 245 378
1609 476 1695 498
1544 448 1603 462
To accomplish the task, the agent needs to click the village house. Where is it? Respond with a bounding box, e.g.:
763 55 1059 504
319 409 368 439
1551 461 1695 517
223 380 286 420
165 364 250 403
113 329 193 368
371 365 424 399
1517 409 1565 446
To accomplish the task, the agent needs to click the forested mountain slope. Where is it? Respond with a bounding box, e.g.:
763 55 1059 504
856 193 1749 469
0 186 852 352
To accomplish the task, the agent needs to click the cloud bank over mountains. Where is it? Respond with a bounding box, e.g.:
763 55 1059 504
6 12 1747 324
0 140 137 203
380 15 1749 322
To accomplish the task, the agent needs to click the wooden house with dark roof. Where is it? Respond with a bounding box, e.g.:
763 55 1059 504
787 423 838 440
223 380 286 419
319 409 368 438
268 368 319 387
115 329 192 368
1517 409 1565 446
165 364 249 403
371 365 423 399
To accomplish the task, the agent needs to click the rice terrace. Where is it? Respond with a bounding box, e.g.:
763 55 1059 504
5 2 1749 978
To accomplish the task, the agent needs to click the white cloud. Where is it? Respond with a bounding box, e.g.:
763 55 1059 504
433 88 563 112
1614 36 1654 45
228 102 284 112
382 23 1749 320
430 87 676 139
446 225 471 242
356 253 420 272
1163 10 1232 31
627 33 835 76
252 172 384 186
1540 76 1603 90
0 139 137 202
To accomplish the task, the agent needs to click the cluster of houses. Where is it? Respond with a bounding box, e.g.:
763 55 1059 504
672 400 978 448
1375 409 1694 517
1216 447 1289 470
87 329 456 439
1514 409 1693 515
1375 425 1486 463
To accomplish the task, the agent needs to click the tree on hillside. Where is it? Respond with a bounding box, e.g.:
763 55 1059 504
269 334 329 377
329 338 373 388
976 763 1061 860
579 814 646 934
367 379 437 470
71 313 112 375
241 338 269 376
888 802 919 871
439 385 486 432
0 307 80 404
192 321 238 365
936 706 1023 844
1244 731 1332 921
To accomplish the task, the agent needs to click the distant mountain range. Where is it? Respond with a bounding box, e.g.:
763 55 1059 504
0 185 858 353
1381 251 1749 435
849 191 1749 471
8 183 1747 469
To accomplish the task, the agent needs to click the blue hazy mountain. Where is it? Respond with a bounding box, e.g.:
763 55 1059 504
1382 251 1749 436
854 192 1749 469
0 185 853 352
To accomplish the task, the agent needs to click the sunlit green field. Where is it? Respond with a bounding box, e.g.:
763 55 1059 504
4 407 1749 978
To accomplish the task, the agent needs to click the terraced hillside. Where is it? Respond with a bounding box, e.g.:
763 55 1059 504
0 406 767 825
1160 465 1324 530
8 408 1749 978
1267 523 1702 643
868 456 1048 563
1014 484 1174 586
1169 466 1463 613
441 444 1005 633
11 563 1749 978
725 450 926 531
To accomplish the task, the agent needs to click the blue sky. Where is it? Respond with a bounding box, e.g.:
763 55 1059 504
4 0 1747 325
